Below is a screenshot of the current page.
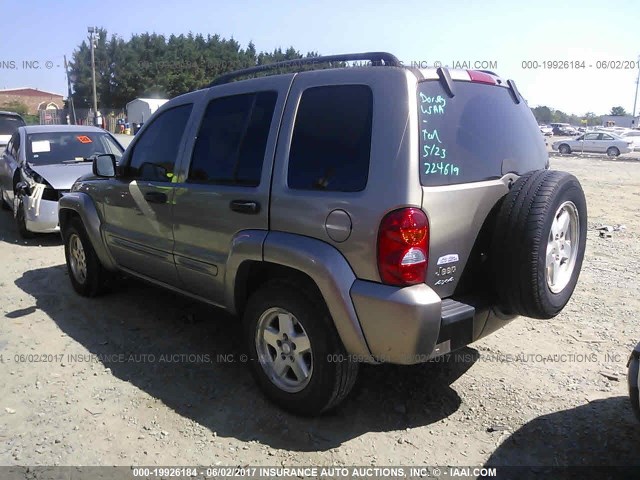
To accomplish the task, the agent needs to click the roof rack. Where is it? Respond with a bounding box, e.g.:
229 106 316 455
208 52 401 87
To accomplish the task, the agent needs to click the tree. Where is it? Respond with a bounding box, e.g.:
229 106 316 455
610 106 627 116
0 100 29 116
531 106 552 123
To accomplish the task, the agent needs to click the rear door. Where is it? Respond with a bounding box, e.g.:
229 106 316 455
583 132 601 152
170 76 290 305
417 75 548 298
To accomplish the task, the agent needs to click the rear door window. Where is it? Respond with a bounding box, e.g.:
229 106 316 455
287 85 373 192
418 81 547 186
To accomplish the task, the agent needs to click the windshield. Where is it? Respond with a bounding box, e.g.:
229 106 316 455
418 80 547 186
0 115 26 135
26 131 124 165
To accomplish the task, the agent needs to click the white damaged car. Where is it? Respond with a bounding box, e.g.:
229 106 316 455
0 125 124 237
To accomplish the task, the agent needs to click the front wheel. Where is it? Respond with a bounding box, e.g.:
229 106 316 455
243 281 358 416
0 188 10 211
15 198 34 238
558 144 571 155
63 217 110 297
607 147 620 157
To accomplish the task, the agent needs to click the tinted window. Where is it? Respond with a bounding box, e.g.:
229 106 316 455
129 104 193 182
25 131 124 165
0 115 25 135
418 81 547 186
188 91 277 186
288 85 373 192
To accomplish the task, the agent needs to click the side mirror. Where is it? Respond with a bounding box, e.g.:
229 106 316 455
93 154 117 178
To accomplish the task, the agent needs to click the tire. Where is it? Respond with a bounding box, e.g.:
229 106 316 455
607 147 620 157
15 198 34 239
0 188 10 211
63 217 109 297
558 144 571 155
628 346 640 421
491 170 587 319
243 280 359 416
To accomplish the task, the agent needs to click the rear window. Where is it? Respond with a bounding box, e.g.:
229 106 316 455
0 115 26 135
418 81 547 186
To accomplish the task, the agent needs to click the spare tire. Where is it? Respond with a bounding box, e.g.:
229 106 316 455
491 169 587 319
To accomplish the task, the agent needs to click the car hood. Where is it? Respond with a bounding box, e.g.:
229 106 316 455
27 163 93 190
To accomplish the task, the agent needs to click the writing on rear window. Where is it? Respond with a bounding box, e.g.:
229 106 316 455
419 92 460 176
424 162 459 176
419 93 447 114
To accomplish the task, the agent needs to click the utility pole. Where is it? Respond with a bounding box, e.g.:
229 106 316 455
633 55 640 119
88 26 98 126
63 55 77 125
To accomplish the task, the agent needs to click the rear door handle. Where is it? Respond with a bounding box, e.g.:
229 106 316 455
144 191 167 204
230 200 260 214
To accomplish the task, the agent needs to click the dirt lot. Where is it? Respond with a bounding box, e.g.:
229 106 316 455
1 155 639 470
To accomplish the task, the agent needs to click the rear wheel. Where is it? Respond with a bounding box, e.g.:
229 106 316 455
63 217 110 297
243 281 358 416
491 170 587 319
607 147 620 157
558 144 571 155
15 198 33 239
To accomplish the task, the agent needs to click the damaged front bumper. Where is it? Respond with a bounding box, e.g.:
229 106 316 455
16 178 63 233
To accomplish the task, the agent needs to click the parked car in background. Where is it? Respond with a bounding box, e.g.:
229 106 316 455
550 123 578 136
0 111 26 153
552 131 633 156
619 130 640 150
0 125 124 237
539 124 553 136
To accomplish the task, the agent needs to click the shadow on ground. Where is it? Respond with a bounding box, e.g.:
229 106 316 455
483 396 640 479
0 205 62 247
14 265 476 452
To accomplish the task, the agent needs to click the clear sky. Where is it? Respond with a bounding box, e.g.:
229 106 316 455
1 0 639 116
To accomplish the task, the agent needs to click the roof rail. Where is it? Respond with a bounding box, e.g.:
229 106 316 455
208 52 401 87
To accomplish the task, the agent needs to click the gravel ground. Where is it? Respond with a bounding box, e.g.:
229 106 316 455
0 155 639 470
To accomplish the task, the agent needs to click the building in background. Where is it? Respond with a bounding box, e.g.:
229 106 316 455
126 98 168 126
601 115 640 129
0 88 64 115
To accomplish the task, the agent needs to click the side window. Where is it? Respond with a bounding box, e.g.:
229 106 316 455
4 138 13 156
10 133 20 158
584 133 599 141
287 85 373 192
188 91 277 186
601 134 614 140
128 104 193 182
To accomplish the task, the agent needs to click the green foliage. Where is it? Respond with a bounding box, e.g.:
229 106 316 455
610 106 627 116
0 100 30 116
68 30 329 108
531 105 602 126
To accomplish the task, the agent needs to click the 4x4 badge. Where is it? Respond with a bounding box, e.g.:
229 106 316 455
437 254 459 265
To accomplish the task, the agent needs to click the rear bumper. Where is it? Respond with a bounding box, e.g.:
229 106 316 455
350 280 516 364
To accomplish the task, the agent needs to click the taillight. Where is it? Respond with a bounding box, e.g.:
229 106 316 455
377 208 429 286
467 70 496 85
